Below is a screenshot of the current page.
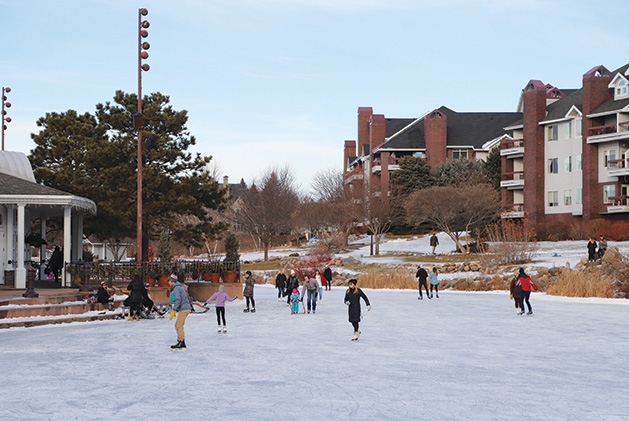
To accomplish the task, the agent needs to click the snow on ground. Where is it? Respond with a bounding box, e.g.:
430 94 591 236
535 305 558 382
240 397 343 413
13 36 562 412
2 285 629 420
2 236 629 420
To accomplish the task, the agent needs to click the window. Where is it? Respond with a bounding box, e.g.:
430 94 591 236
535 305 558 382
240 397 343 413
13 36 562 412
603 185 616 204
575 119 582 137
564 190 572 206
576 154 582 171
576 188 582 205
548 191 559 207
564 156 572 173
452 149 468 160
604 150 616 167
548 158 559 174
548 125 558 141
617 80 628 97
563 122 571 139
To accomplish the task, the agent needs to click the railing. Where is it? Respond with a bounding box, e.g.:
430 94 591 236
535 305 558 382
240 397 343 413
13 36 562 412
588 123 618 136
608 196 629 206
65 260 241 289
608 158 628 170
500 138 524 149
501 171 524 181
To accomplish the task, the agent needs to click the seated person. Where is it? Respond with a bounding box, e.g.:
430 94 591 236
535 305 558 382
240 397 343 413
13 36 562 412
96 281 115 311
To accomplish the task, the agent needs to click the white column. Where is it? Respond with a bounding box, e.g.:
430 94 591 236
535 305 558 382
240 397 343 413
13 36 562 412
62 206 72 287
15 204 26 289
40 218 47 280
5 204 14 271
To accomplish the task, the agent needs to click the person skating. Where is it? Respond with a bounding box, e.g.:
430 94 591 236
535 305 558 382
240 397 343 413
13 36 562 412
314 269 324 301
509 273 522 315
205 285 236 332
285 270 299 305
243 270 256 313
289 288 301 314
429 267 439 298
323 266 332 291
515 267 538 315
275 269 287 301
124 275 147 320
415 265 430 299
169 275 192 350
301 274 318 314
344 279 370 341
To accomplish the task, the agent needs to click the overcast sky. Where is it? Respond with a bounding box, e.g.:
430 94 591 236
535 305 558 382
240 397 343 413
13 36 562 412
1 0 626 194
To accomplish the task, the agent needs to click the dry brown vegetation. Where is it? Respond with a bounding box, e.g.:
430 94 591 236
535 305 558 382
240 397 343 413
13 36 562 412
356 267 417 289
544 268 614 298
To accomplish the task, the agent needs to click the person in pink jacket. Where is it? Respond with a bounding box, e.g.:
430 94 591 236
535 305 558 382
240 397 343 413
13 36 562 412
205 285 236 332
515 268 538 315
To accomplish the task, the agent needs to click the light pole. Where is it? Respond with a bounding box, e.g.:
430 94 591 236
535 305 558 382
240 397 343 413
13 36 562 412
1 87 11 151
135 8 150 262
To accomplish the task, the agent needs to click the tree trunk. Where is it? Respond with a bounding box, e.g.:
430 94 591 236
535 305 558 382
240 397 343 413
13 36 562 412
263 241 269 261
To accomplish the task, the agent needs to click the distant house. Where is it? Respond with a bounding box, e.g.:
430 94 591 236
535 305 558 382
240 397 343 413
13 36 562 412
0 151 96 288
343 106 522 198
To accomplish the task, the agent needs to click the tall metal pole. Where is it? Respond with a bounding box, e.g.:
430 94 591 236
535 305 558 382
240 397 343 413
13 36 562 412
136 8 150 262
136 9 144 263
1 87 11 151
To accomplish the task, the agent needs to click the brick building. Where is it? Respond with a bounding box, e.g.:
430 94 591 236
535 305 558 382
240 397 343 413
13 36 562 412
343 61 629 233
501 62 629 230
343 106 521 199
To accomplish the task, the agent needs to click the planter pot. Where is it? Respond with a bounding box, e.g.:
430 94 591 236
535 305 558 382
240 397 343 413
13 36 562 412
222 270 237 283
203 272 220 283
157 274 170 287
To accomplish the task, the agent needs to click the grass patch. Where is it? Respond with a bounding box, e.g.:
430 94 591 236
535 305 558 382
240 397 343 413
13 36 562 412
545 268 614 298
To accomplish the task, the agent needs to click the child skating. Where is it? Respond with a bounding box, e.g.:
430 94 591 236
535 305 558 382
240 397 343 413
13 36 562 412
204 285 236 332
290 288 301 314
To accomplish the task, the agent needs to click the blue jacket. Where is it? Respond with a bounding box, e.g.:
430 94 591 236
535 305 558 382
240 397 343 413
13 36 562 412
171 282 192 312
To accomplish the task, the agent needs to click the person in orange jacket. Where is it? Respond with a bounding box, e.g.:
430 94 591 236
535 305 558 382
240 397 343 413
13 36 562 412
515 267 538 315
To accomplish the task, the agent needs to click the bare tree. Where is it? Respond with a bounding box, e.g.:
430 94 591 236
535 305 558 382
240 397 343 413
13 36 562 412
234 166 300 260
405 184 500 253
310 167 359 248
360 194 392 255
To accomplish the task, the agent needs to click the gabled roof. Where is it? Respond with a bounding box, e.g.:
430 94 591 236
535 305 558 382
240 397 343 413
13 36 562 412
542 90 583 123
590 62 629 115
377 106 522 151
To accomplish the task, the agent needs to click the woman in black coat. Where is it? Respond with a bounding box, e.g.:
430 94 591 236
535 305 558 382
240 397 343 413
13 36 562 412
344 279 370 341
124 276 146 320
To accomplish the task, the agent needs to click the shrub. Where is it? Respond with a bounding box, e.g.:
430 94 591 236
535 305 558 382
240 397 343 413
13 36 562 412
357 267 416 289
545 268 614 298
480 220 538 266
604 221 629 241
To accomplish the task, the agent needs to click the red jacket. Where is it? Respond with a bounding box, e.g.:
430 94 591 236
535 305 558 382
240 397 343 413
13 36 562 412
516 276 538 292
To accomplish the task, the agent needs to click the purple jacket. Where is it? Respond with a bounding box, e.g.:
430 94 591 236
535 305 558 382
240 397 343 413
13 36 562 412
205 291 235 307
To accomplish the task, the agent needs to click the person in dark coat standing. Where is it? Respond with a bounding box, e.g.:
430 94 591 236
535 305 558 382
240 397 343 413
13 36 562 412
430 233 439 254
285 270 299 305
124 275 146 320
275 269 287 301
416 265 430 300
323 266 332 291
587 237 598 262
49 246 63 282
344 279 370 341
243 270 256 313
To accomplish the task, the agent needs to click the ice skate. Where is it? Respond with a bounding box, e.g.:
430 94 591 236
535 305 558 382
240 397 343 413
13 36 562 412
172 340 186 352
351 331 359 341
222 326 227 333
527 311 533 315
218 326 222 332
250 308 256 313
243 308 250 313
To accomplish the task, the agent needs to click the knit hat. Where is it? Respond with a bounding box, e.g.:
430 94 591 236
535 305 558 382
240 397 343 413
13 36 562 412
292 288 298 293
168 273 177 283
518 267 525 276
348 279 357 286
245 270 252 276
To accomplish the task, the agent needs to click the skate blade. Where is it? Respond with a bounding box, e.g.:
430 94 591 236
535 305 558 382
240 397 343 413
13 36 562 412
171 348 187 352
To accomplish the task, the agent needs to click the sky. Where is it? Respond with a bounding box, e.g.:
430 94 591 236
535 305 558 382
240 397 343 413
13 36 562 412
1 0 627 195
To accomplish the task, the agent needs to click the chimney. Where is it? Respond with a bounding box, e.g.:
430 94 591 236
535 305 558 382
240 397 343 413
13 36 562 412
357 107 373 158
424 109 447 172
369 114 386 153
344 140 357 172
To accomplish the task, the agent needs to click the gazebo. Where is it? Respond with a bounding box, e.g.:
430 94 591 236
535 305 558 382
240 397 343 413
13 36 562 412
0 151 96 288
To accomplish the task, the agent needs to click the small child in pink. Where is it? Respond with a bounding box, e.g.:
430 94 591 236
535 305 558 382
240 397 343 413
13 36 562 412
205 285 236 332
290 288 301 314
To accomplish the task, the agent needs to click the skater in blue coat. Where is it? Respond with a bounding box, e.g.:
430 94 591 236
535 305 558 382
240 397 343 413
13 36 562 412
289 288 301 314
344 279 370 341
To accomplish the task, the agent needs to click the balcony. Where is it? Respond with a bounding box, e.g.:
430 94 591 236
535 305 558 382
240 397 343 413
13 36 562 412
501 204 524 219
606 196 629 214
343 168 364 184
500 171 524 189
607 158 629 177
500 138 524 158
371 158 400 174
586 121 629 144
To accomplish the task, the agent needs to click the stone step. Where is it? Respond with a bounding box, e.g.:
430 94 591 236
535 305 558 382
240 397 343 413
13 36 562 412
0 300 119 319
0 311 120 329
